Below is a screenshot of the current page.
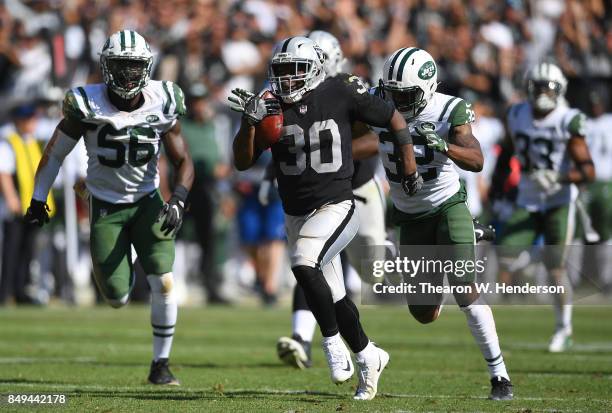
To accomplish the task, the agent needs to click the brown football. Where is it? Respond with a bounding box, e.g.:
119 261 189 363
255 91 283 149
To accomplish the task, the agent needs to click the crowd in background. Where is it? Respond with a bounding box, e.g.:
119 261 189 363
0 0 610 306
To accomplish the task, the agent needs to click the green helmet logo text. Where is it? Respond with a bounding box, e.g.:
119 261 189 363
418 61 436 80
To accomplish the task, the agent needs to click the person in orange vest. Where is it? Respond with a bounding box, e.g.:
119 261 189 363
0 103 54 304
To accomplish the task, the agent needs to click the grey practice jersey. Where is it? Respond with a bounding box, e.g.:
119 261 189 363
63 80 185 203
587 114 612 181
507 101 585 210
373 90 475 214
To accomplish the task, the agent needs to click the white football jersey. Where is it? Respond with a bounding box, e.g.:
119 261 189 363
373 90 474 214
586 114 612 181
507 101 583 210
63 80 185 203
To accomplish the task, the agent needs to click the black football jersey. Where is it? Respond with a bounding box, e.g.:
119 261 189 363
271 73 394 215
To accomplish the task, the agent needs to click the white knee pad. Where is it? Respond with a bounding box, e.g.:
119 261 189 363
147 273 176 302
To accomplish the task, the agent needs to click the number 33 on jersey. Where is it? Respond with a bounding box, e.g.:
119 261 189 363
63 80 185 203
375 91 474 214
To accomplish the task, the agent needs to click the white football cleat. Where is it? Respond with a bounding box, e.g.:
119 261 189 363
321 334 354 384
276 335 312 369
549 328 572 353
354 345 390 400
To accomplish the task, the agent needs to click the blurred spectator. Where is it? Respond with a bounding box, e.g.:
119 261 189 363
181 83 231 304
0 0 608 121
0 103 53 304
235 151 285 306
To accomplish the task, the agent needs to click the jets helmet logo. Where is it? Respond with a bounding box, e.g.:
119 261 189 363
418 61 436 80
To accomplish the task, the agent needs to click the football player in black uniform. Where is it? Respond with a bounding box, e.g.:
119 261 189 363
230 36 421 400
266 31 389 372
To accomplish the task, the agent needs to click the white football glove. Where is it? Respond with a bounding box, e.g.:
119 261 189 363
228 88 281 126
530 169 561 195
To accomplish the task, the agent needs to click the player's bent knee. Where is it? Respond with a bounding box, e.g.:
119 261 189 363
93 273 131 309
409 305 441 324
292 265 319 287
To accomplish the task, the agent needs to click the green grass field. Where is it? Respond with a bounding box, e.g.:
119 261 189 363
1 304 611 412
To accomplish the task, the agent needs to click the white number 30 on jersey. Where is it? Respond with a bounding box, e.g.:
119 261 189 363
279 120 342 175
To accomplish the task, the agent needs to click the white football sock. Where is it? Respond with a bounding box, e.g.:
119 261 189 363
461 298 509 380
147 273 178 361
551 269 573 333
292 310 317 342
553 303 573 333
355 341 375 362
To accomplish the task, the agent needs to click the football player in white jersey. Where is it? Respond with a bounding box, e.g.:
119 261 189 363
24 30 194 385
494 63 595 353
374 47 513 400
275 30 390 372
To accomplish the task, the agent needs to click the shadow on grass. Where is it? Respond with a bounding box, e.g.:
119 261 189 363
0 359 289 370
511 369 612 376
64 388 345 403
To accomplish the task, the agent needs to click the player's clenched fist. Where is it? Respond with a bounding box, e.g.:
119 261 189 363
401 171 423 196
24 199 50 227
157 186 188 236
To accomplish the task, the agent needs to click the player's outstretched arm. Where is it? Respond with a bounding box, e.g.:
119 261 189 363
447 123 484 172
562 135 595 184
162 121 194 192
387 110 418 177
384 110 423 196
158 121 194 236
25 117 83 226
351 121 379 160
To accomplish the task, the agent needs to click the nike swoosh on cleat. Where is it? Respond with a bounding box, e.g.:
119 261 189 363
377 354 382 373
475 229 484 238
343 358 351 371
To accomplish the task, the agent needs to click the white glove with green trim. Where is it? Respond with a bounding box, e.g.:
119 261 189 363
530 169 561 195
415 122 448 153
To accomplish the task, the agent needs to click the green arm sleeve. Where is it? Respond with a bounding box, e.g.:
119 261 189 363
567 112 587 137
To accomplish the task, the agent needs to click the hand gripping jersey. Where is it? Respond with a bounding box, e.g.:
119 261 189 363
374 90 474 214
507 101 585 210
63 80 185 203
270 73 394 216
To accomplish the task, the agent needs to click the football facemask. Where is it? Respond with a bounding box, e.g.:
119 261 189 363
527 80 563 112
269 61 310 96
382 82 425 118
106 58 150 95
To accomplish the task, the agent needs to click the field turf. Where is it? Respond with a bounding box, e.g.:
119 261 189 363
0 304 611 412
